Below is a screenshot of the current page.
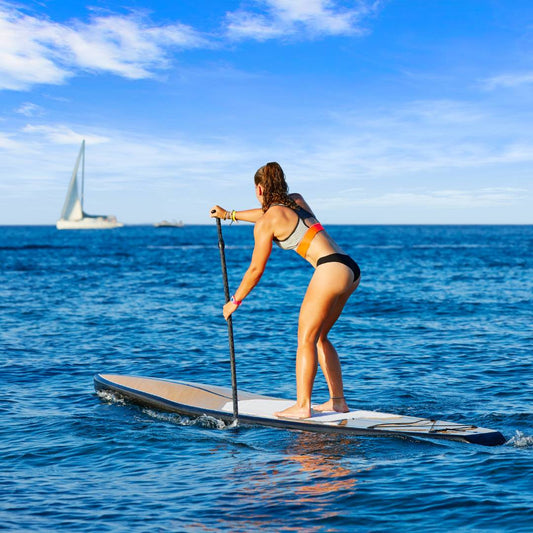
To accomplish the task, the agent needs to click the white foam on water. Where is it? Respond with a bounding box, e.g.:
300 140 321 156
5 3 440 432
507 430 533 448
97 389 230 430
142 408 227 430
96 389 126 405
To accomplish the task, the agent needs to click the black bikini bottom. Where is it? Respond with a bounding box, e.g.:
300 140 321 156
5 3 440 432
316 253 361 283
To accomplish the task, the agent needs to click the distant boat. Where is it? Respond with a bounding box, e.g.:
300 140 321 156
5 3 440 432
154 220 184 228
56 140 123 230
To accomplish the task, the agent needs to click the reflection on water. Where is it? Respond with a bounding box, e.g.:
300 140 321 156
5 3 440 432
283 432 368 497
201 431 373 531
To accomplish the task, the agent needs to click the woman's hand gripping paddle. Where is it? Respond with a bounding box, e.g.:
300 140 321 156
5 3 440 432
215 217 239 424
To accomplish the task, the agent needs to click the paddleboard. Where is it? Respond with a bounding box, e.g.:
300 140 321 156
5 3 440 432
93 373 506 446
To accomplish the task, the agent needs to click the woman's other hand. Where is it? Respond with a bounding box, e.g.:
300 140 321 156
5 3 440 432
223 300 238 320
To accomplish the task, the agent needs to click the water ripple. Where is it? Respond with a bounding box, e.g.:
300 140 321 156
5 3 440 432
0 224 531 531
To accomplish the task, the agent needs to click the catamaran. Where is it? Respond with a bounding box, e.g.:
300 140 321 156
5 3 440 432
56 140 123 230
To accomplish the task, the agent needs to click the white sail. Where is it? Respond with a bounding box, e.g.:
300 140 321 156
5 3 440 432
56 140 123 230
60 140 85 222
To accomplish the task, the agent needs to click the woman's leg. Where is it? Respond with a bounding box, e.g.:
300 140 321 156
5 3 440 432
275 263 355 419
314 278 359 412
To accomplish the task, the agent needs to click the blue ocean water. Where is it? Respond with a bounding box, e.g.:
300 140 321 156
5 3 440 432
1 224 532 532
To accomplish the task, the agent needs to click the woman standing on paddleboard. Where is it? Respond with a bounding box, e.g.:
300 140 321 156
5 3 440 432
210 162 360 420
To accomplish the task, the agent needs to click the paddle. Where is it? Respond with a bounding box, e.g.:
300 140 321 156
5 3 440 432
215 217 239 423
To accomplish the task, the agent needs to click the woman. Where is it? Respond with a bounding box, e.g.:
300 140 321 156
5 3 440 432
210 162 360 419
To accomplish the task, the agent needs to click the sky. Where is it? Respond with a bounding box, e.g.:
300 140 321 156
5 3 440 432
0 0 532 225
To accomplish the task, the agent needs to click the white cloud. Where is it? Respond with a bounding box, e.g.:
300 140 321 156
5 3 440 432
483 72 533 90
63 14 204 79
0 1 381 91
1 93 531 224
15 102 44 116
288 98 533 185
335 188 528 209
226 0 380 41
22 124 109 145
396 100 487 125
0 4 206 90
0 7 69 89
0 122 255 185
0 131 19 149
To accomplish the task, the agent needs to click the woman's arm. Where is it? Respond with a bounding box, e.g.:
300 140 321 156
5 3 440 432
233 208 263 223
223 217 273 320
289 193 316 217
210 205 263 224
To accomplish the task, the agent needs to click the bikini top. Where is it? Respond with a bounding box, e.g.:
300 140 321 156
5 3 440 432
272 204 324 258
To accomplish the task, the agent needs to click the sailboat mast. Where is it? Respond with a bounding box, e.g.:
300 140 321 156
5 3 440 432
81 140 85 210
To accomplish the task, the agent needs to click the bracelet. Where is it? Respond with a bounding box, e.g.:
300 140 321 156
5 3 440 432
224 209 237 222
230 295 242 306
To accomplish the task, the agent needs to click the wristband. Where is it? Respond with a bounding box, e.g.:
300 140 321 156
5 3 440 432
231 210 237 222
230 295 242 306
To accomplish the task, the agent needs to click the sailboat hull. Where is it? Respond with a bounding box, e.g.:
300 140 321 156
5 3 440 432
56 217 123 230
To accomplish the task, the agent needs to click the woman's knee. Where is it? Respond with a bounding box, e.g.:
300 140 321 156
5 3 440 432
317 334 331 350
297 328 320 347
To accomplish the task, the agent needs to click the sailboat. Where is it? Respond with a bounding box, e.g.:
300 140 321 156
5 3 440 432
56 140 123 230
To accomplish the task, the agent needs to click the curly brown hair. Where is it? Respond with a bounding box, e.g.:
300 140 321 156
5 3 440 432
254 162 299 212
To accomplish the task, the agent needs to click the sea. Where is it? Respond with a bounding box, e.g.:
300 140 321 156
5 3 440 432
1 224 532 532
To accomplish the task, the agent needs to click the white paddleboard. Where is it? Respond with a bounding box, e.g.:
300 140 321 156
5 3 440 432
93 373 506 446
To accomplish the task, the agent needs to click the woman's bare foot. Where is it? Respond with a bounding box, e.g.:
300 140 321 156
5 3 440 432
313 397 349 413
275 403 311 419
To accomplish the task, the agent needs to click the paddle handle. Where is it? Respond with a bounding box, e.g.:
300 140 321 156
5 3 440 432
216 217 239 422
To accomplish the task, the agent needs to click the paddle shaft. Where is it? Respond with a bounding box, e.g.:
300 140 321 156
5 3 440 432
216 217 239 422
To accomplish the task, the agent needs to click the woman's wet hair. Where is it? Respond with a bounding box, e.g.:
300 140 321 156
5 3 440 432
254 162 299 212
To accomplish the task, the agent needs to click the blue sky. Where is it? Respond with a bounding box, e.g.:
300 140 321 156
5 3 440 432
0 0 532 225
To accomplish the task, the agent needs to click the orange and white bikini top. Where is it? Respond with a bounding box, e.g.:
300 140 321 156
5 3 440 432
272 204 324 258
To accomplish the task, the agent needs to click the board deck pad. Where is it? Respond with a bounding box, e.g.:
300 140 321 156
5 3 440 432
94 374 506 446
